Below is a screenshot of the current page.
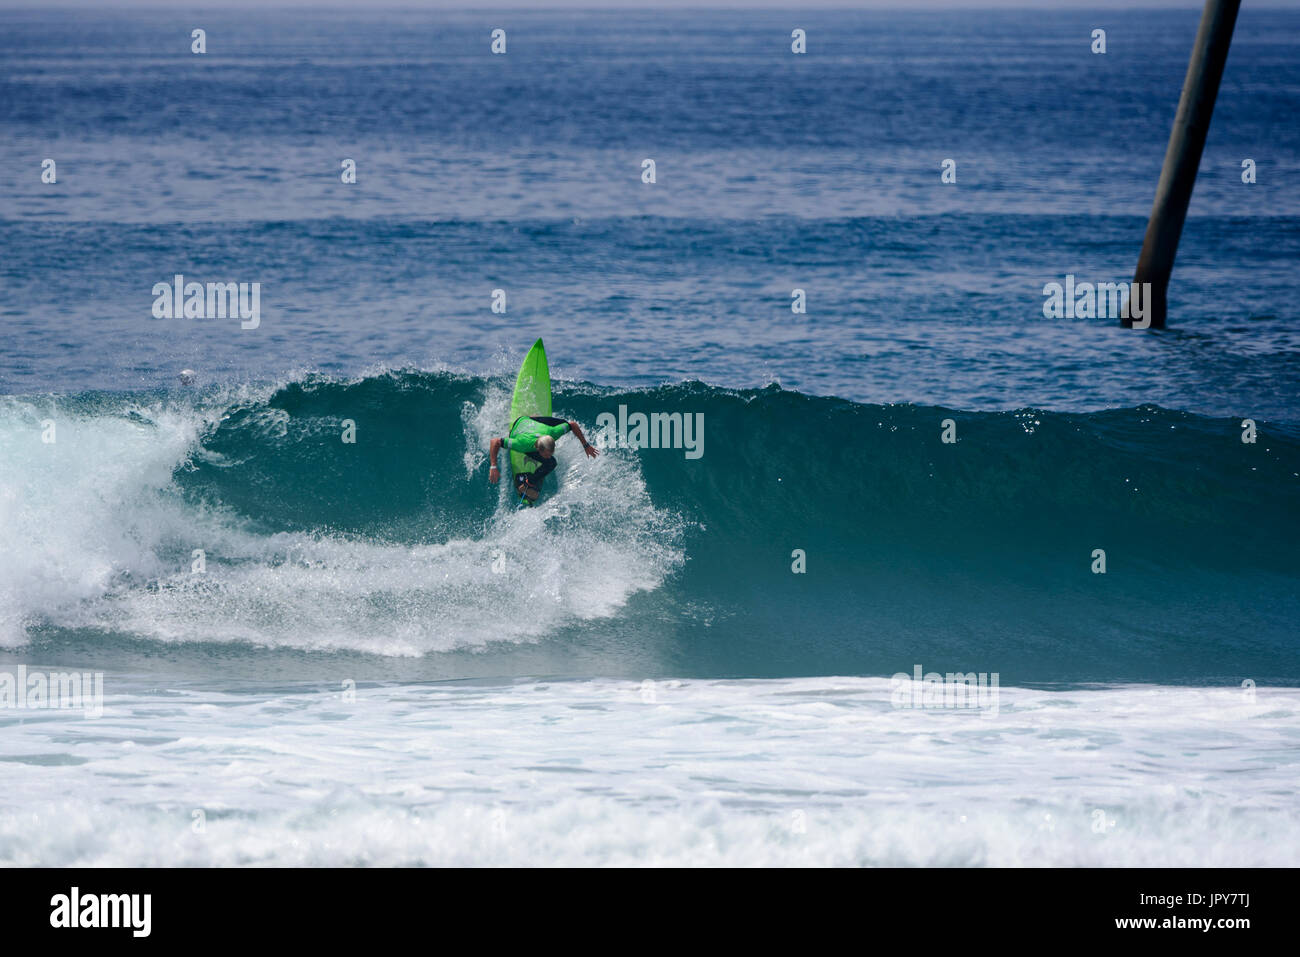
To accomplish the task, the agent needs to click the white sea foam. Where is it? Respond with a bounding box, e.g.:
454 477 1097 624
1 678 1296 866
0 395 205 647
0 389 682 653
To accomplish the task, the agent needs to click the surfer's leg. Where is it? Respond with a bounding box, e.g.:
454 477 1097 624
514 473 540 502
529 416 566 427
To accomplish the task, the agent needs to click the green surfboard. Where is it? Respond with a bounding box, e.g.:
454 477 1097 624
508 338 552 479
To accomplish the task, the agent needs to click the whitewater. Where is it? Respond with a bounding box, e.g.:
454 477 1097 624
3 677 1297 867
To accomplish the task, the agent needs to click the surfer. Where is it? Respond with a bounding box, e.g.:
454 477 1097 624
488 415 598 502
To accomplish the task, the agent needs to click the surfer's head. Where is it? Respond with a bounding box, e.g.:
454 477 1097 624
537 435 556 458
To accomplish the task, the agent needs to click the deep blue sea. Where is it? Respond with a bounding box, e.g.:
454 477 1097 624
1 7 1298 866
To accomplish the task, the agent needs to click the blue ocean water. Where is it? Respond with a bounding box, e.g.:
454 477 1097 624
1 8 1299 866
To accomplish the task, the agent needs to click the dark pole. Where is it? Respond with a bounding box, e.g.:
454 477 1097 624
1128 0 1242 329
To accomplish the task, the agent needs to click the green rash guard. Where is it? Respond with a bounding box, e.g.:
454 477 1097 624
505 416 570 455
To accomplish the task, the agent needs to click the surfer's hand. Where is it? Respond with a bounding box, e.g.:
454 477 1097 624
489 465 500 483
583 442 598 459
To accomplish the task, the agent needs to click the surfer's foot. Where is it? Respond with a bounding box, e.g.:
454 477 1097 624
515 478 540 502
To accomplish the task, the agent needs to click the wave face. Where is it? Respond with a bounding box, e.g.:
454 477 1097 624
3 373 1298 684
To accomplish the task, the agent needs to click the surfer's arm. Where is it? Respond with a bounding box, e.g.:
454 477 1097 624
567 421 599 458
488 437 503 483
